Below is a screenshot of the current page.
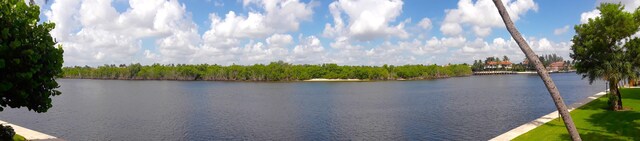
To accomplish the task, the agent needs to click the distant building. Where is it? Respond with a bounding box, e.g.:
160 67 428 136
547 61 565 71
484 61 512 70
484 61 498 69
501 61 512 69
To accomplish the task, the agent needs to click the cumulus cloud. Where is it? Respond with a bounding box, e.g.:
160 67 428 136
452 37 572 63
45 0 201 65
440 23 463 37
579 1 640 40
40 0 575 66
239 34 292 64
440 0 538 37
553 25 570 35
289 36 326 64
206 0 315 39
194 0 315 65
418 17 432 30
45 0 317 66
596 0 640 12
580 9 600 24
323 0 408 41
580 0 640 24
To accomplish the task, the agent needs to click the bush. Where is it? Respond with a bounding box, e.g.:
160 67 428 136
0 124 15 140
0 0 64 113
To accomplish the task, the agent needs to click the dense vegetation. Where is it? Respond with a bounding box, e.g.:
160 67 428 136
62 61 472 81
0 0 63 113
571 3 640 110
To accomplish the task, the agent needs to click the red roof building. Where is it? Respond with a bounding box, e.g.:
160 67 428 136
547 61 565 71
484 61 512 70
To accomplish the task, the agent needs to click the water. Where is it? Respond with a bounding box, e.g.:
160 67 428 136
0 73 605 140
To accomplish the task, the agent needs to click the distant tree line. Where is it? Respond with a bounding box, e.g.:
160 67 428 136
62 61 472 81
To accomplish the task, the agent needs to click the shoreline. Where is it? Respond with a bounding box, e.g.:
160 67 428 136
58 75 469 82
489 91 607 141
0 120 60 140
473 71 576 75
303 78 370 82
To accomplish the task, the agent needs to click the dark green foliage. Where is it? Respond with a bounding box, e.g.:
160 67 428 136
0 0 64 112
0 124 15 141
571 3 640 110
62 61 472 81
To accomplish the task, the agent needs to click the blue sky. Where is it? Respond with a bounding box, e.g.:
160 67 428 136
32 0 639 66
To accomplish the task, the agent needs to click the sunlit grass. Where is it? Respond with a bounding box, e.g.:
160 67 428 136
13 134 26 141
514 88 640 140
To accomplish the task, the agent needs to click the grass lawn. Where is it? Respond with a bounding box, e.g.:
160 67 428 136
514 88 640 141
13 134 26 141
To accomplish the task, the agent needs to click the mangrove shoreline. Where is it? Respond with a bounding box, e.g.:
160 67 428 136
62 61 473 81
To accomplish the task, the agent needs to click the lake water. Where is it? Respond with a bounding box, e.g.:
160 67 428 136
0 73 605 140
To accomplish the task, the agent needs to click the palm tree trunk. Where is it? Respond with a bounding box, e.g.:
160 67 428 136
491 0 582 140
608 79 623 110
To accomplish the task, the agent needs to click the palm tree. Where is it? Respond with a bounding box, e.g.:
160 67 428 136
491 0 582 140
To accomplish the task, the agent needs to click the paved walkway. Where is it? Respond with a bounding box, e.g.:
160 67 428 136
489 91 607 141
0 120 61 141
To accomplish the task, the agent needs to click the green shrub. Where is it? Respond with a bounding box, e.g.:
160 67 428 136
0 124 15 140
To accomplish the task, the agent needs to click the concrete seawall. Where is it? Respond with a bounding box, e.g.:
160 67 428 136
0 120 61 141
489 91 607 141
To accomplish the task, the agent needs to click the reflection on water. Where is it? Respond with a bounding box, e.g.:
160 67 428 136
0 73 604 140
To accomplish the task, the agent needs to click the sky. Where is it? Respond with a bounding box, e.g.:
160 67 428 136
28 0 640 66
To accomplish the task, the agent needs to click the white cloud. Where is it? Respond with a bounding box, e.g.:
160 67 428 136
46 0 201 66
46 0 318 66
472 26 492 37
579 1 640 40
441 36 467 48
452 37 572 63
289 36 326 64
193 0 315 65
580 9 600 24
45 0 82 41
440 0 538 37
240 41 271 63
41 0 576 66
207 0 315 39
440 23 463 36
553 25 570 35
580 1 640 24
406 38 448 55
596 0 640 12
144 50 159 60
260 34 292 62
266 33 293 48
323 0 408 41
205 11 271 39
418 17 432 30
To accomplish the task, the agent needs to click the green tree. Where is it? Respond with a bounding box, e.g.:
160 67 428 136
571 3 640 111
0 0 64 113
128 63 142 79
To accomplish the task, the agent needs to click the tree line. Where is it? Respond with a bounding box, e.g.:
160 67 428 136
62 61 472 81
